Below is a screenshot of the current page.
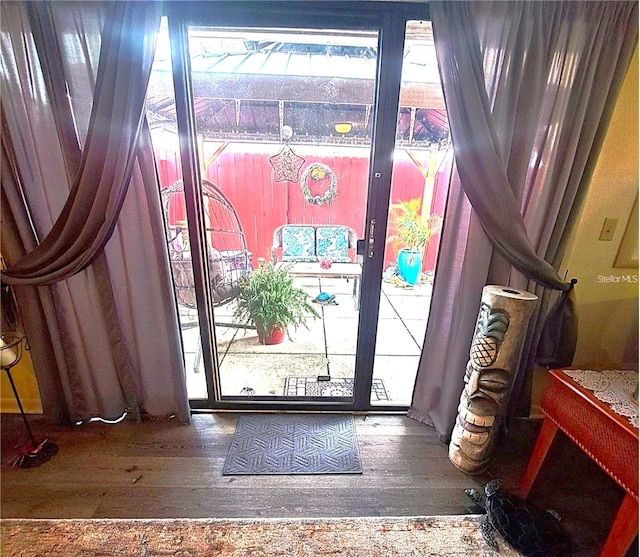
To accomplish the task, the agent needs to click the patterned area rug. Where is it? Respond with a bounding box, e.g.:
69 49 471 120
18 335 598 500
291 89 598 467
0 517 523 556
284 377 389 401
223 414 362 475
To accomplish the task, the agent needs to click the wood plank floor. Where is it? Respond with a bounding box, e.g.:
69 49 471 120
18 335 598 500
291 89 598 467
1 413 636 556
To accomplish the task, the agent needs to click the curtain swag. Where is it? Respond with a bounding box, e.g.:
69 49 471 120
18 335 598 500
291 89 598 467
431 0 637 368
1 1 162 286
1 0 190 425
410 0 638 440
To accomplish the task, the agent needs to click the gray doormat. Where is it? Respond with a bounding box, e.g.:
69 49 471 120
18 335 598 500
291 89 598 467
223 414 362 475
284 377 389 401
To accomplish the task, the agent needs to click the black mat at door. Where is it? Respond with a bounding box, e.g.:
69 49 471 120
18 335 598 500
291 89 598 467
284 377 389 401
223 414 362 475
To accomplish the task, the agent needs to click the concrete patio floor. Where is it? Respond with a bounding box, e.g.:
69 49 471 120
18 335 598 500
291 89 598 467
181 276 433 406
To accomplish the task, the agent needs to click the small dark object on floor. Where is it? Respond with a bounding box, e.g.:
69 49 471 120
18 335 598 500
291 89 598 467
12 439 58 469
466 479 572 557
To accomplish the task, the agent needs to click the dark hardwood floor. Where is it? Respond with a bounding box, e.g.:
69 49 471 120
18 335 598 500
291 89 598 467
1 412 636 556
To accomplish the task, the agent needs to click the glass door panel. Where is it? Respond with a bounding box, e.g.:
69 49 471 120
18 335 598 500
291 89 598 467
146 17 209 401
185 26 378 402
371 20 453 406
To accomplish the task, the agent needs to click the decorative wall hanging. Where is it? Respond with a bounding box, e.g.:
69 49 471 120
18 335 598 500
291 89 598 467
449 285 538 475
269 145 306 183
269 125 305 183
300 163 338 206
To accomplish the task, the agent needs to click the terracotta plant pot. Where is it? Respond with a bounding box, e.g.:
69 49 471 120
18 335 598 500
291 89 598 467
256 321 286 345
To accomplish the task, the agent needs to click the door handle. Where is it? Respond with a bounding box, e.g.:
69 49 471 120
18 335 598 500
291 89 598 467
367 219 376 258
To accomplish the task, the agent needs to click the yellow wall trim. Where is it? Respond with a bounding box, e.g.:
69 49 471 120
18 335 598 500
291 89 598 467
1 396 43 414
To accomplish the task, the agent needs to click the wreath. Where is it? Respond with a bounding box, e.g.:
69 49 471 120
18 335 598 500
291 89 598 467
300 163 337 205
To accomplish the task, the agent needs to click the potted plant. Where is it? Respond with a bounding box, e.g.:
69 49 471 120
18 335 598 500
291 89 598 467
232 263 320 345
388 199 442 285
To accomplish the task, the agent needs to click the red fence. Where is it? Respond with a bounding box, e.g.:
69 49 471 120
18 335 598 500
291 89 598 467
155 142 450 272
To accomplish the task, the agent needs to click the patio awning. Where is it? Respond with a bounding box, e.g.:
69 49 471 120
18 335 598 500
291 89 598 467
147 22 448 147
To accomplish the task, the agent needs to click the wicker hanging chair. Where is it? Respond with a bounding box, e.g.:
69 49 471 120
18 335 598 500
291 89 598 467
161 179 250 309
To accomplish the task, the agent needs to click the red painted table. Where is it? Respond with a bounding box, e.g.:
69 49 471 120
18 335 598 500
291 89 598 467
519 368 638 557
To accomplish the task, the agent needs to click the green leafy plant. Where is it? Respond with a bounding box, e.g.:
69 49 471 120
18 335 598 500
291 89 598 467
388 199 443 252
232 263 320 342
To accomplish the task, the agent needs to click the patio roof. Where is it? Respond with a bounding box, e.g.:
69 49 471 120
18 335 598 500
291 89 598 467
147 22 448 147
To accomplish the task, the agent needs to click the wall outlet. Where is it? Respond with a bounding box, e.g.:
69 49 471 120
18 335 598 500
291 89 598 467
599 218 618 241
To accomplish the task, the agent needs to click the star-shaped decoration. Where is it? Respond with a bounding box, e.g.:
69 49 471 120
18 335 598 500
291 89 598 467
269 145 305 183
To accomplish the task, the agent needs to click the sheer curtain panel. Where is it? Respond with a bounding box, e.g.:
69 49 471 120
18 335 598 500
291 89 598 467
0 1 190 424
410 0 638 440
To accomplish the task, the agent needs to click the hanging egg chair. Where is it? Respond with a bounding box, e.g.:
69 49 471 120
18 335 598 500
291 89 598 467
161 179 250 309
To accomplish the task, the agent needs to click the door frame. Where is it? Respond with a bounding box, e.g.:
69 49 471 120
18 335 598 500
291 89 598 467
164 1 430 411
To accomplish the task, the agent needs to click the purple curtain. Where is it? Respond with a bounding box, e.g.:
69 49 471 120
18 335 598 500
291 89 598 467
1 1 190 424
2 2 160 285
409 0 638 440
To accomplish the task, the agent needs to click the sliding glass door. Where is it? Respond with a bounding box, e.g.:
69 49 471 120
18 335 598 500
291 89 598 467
148 3 445 411
185 25 378 405
371 20 451 406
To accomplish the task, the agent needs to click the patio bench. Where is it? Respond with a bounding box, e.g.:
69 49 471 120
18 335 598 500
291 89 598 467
271 224 358 263
271 224 361 308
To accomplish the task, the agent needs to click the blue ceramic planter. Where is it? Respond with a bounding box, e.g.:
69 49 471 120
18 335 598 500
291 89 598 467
397 249 423 285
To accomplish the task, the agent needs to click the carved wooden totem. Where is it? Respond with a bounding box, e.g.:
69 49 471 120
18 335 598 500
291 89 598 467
449 286 538 474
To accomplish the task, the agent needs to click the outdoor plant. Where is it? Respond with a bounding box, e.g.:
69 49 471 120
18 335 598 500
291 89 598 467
388 199 442 253
232 263 319 344
387 199 443 285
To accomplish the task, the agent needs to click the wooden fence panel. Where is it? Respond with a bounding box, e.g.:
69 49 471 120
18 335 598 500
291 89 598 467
155 145 449 270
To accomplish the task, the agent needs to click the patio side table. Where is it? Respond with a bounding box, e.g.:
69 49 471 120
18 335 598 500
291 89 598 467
518 368 638 557
276 262 362 309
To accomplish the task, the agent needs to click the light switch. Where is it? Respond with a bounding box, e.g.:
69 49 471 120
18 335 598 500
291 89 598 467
599 218 618 241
